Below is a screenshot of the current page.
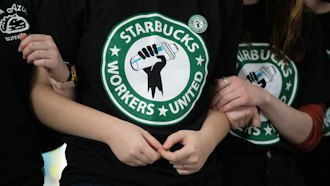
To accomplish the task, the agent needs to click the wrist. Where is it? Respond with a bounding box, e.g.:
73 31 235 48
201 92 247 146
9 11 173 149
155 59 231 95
48 61 70 82
259 90 273 110
200 111 229 145
49 62 77 90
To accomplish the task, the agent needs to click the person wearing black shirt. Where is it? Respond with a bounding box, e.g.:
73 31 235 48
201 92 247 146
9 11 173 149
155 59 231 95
298 1 330 185
212 0 330 185
0 0 67 185
30 0 243 185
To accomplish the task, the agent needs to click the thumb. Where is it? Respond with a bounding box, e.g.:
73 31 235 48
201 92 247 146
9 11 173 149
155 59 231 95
142 131 162 151
163 131 185 150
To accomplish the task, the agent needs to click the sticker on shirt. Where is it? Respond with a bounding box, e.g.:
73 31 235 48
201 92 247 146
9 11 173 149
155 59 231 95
229 43 298 145
323 107 330 136
101 13 209 126
0 3 29 41
188 15 208 34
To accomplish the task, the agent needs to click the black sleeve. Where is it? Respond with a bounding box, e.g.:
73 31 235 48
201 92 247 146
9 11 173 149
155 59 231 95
35 122 64 153
34 0 85 152
296 13 330 106
211 0 243 79
37 0 85 63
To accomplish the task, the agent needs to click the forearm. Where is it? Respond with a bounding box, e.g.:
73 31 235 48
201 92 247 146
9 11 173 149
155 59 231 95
199 109 230 149
260 93 313 144
30 67 125 143
50 80 76 99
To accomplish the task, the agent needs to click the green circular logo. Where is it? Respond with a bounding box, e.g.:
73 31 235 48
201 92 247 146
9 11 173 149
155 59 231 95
188 15 208 34
101 13 209 126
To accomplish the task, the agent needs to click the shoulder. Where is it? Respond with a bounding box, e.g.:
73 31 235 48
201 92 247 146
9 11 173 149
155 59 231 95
219 0 243 15
302 11 322 37
218 0 243 27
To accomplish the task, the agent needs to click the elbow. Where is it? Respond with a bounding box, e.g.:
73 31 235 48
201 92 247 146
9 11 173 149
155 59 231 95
296 122 322 152
296 104 326 152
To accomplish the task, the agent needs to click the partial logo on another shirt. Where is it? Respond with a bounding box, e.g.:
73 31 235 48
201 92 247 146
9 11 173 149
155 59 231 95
101 13 209 126
0 3 29 42
324 107 330 136
229 43 299 145
324 49 330 136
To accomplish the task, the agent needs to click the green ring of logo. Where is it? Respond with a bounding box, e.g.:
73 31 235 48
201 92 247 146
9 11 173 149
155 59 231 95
101 13 209 126
188 14 208 34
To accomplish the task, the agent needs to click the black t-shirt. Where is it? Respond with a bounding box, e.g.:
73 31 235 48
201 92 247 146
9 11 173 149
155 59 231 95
316 12 330 136
38 0 242 185
316 12 330 55
0 0 43 185
219 1 330 153
0 0 62 185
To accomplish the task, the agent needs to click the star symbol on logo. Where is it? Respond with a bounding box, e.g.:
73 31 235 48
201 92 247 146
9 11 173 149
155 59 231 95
158 105 168 117
286 81 292 91
196 55 205 66
110 45 121 56
264 125 273 135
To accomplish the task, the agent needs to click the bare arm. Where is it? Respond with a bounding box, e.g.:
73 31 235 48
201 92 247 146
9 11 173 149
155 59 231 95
199 109 230 150
19 33 75 99
30 67 162 166
214 76 312 144
257 92 312 144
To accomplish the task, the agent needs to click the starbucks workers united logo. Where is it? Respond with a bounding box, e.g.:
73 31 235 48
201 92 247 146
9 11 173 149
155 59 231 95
101 13 209 126
230 43 298 145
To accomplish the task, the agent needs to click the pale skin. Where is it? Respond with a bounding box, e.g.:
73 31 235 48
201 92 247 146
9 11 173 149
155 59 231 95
304 0 330 14
27 37 230 175
31 67 229 175
20 34 163 167
18 33 74 98
212 76 313 145
212 78 261 129
30 70 162 166
160 109 229 175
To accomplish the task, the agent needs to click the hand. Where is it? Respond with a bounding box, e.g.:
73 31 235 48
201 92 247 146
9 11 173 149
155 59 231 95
18 33 69 82
212 76 270 112
159 130 213 175
224 106 261 129
107 121 162 167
